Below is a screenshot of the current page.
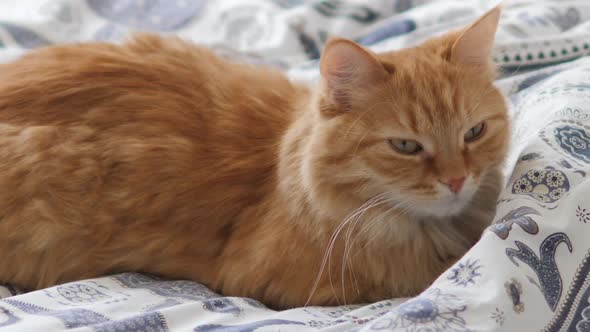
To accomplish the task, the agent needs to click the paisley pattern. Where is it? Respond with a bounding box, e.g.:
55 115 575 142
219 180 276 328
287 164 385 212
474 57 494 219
505 278 525 313
511 167 570 204
543 251 590 331
86 0 206 31
520 152 543 161
202 298 241 315
554 108 590 121
112 273 219 301
0 22 51 48
554 125 590 164
489 206 540 240
358 19 416 46
541 121 590 167
3 299 110 328
194 319 306 332
515 68 565 92
312 0 379 23
506 233 573 311
0 1 590 332
93 312 168 332
0 306 20 327
88 0 206 41
54 283 112 304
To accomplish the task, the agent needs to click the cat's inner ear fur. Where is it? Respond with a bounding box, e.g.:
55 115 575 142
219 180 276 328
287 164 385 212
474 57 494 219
319 38 388 113
451 5 501 67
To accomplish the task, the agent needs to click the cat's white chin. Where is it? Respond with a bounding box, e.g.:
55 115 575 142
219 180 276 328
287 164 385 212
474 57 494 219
410 178 478 219
417 196 470 219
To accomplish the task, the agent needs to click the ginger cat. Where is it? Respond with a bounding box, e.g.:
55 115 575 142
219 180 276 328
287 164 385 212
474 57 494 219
0 7 508 309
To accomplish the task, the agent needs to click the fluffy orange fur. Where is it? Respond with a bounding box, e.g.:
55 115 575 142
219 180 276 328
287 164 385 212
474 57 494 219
0 7 508 308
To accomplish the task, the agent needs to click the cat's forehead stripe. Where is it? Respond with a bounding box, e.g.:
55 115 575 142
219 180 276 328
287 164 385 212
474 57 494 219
416 74 455 128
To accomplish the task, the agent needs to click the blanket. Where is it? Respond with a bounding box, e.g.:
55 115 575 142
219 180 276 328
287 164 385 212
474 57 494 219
1 0 590 331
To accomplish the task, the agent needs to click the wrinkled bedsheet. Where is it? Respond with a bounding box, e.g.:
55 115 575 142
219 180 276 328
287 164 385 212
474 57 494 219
1 0 590 331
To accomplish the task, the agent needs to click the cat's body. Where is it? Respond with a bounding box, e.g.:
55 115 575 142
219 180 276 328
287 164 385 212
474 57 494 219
0 8 508 309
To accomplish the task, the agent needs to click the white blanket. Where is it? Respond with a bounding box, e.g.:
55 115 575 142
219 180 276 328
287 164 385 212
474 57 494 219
1 1 590 331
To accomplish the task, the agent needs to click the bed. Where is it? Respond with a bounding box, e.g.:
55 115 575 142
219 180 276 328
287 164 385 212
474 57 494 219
1 0 590 331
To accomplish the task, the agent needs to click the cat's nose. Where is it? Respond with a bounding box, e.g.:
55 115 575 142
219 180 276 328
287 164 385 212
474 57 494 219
442 177 466 193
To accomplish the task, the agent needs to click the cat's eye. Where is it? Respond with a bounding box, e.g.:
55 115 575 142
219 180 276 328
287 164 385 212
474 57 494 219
464 122 486 142
388 139 423 155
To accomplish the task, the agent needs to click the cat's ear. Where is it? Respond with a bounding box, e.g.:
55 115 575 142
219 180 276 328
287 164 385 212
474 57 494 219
320 38 387 111
451 5 501 67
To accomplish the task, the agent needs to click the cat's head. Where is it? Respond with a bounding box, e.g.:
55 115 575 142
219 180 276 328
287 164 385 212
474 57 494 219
308 6 508 219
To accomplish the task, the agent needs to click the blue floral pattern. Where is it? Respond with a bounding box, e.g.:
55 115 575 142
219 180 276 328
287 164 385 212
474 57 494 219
366 289 471 332
490 307 505 326
447 259 482 287
577 206 590 223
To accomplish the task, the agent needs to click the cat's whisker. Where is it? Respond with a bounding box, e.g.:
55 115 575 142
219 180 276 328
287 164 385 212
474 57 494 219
339 195 391 304
504 61 524 78
333 197 391 304
347 197 413 265
350 200 402 250
345 199 401 295
336 195 391 304
307 196 372 306
357 201 418 257
345 195 399 253
305 193 389 307
341 194 413 301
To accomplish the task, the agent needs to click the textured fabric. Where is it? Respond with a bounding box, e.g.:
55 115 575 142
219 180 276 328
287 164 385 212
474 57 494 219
1 0 590 331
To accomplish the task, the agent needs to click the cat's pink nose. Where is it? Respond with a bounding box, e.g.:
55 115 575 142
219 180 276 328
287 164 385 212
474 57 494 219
443 177 466 193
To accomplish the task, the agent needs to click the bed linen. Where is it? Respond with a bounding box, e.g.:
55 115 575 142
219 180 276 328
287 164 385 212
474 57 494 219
1 1 590 331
